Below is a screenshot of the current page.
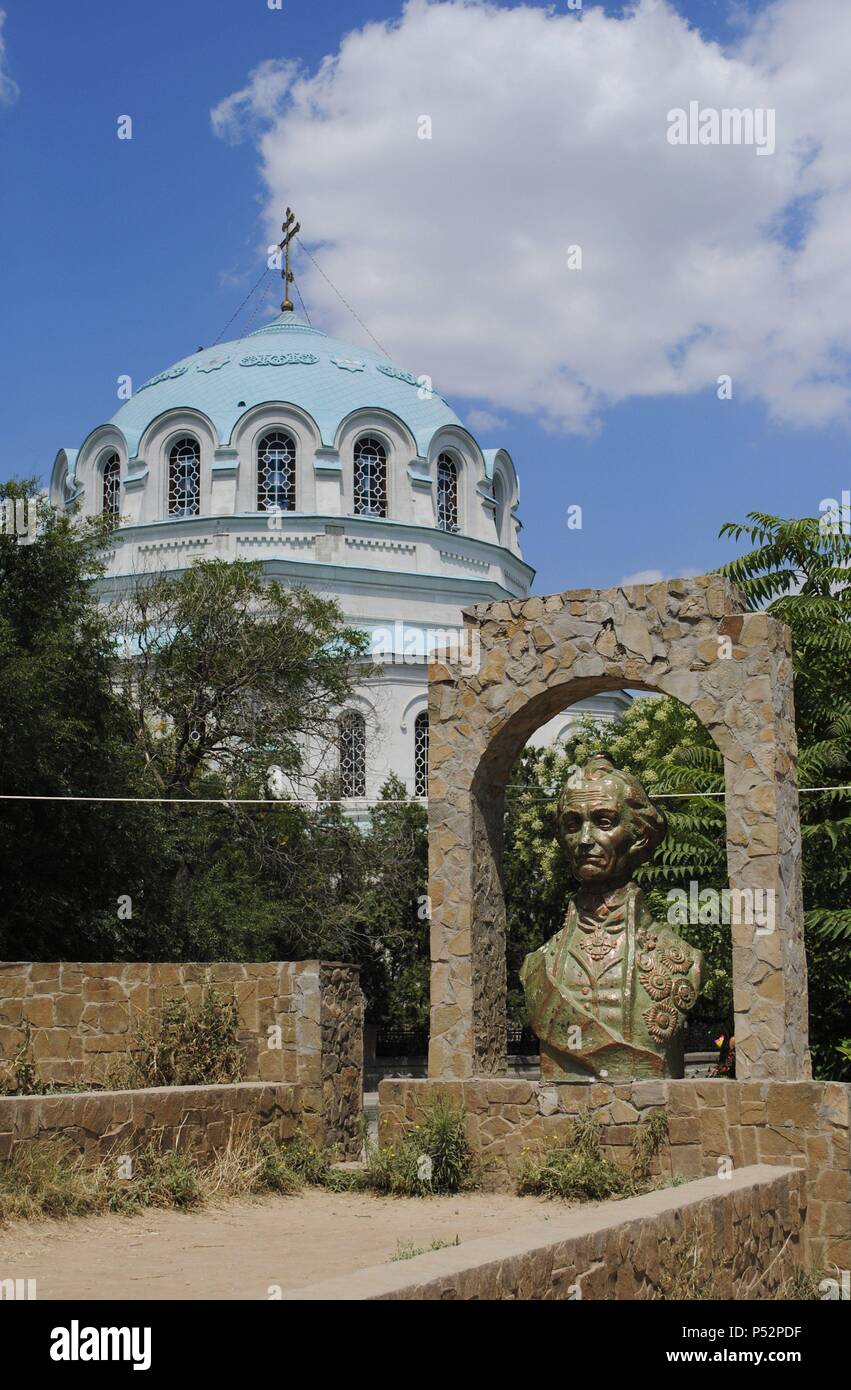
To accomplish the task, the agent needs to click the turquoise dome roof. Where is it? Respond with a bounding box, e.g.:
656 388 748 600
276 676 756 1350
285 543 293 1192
110 310 464 458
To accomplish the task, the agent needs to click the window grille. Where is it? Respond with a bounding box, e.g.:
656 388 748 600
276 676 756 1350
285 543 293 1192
414 710 429 797
436 453 459 532
168 437 200 517
353 436 387 517
258 430 296 512
102 452 120 520
339 710 366 797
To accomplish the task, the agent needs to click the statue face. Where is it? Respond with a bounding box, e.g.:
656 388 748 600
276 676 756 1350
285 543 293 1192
559 785 645 885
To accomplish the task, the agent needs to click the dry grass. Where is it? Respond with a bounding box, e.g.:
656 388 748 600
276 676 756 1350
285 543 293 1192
1 988 244 1096
652 1230 823 1300
0 1127 306 1226
0 1098 479 1226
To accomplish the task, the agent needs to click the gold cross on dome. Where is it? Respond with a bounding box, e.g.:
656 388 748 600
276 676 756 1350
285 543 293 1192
279 207 301 312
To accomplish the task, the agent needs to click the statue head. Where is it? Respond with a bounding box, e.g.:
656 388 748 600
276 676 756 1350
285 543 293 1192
556 755 667 887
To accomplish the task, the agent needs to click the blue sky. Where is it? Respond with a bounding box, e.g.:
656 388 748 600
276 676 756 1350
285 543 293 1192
1 0 848 593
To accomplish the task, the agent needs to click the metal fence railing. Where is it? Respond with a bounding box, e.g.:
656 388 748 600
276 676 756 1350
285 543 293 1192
374 1016 729 1059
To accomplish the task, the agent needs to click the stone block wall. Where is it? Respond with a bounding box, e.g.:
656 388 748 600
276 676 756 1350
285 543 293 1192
379 1077 850 1268
284 1165 805 1300
0 960 364 1156
0 1082 299 1166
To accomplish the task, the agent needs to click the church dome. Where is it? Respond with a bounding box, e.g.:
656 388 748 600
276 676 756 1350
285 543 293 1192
109 310 464 459
45 264 539 801
49 293 529 598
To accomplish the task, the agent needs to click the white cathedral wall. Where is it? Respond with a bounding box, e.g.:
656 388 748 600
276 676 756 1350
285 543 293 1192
60 396 627 808
350 675 631 802
525 692 634 753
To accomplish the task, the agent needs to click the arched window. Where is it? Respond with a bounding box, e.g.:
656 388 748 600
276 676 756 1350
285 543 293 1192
353 436 387 517
102 452 120 520
168 437 201 517
414 710 429 797
492 473 505 543
257 430 296 513
339 710 366 797
436 453 459 533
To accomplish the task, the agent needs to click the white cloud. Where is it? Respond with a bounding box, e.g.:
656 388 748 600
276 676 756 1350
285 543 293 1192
211 59 296 145
211 0 851 433
0 10 19 107
620 567 701 586
465 408 508 434
620 569 666 586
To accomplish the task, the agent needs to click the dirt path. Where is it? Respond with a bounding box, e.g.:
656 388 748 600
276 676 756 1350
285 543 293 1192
0 1190 558 1300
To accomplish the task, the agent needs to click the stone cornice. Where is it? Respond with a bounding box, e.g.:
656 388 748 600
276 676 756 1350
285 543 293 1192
104 513 535 585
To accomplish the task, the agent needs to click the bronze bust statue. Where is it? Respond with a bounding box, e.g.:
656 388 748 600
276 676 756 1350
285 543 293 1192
521 755 702 1080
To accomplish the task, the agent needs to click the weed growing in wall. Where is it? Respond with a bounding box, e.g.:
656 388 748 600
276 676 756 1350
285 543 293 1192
123 987 244 1089
517 1108 669 1202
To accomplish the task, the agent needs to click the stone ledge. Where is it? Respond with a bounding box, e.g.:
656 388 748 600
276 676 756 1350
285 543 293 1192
282 1165 804 1300
0 1081 300 1165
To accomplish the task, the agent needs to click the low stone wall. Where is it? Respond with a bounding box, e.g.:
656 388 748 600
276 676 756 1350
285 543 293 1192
0 1081 299 1166
379 1077 850 1267
283 1164 805 1300
0 960 363 1156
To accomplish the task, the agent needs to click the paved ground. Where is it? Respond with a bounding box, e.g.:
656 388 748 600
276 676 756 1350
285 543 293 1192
0 1190 558 1300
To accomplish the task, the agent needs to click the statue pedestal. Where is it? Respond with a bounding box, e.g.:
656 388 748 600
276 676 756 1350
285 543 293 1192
540 1035 685 1082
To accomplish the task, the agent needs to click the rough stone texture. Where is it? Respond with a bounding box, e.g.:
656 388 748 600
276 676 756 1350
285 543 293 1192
379 1077 850 1268
0 1082 299 1166
427 576 809 1082
283 1165 805 1300
0 960 363 1158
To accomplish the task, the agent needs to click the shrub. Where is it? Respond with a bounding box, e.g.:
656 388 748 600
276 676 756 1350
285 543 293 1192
0 1104 476 1223
653 1231 722 1299
107 1147 204 1213
262 1132 332 1191
785 1268 826 1301
123 987 244 1089
0 1023 47 1097
654 1234 822 1300
517 1108 669 1202
363 1095 475 1196
630 1108 669 1182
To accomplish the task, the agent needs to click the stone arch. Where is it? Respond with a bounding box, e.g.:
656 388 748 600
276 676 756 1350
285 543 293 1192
426 575 810 1083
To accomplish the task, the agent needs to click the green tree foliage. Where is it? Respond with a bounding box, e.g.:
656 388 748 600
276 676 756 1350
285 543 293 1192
0 481 160 958
718 512 851 1076
718 513 851 943
150 772 430 1028
113 559 370 795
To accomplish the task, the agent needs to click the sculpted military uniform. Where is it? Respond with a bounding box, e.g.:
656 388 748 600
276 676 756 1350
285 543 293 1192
521 756 702 1080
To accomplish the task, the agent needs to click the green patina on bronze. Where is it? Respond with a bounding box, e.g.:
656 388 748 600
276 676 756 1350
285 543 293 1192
521 755 702 1081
